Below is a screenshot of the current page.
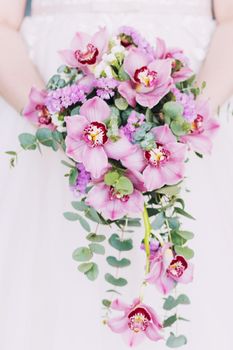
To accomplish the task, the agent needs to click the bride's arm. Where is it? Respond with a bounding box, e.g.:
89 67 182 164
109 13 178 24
197 0 233 114
0 0 45 113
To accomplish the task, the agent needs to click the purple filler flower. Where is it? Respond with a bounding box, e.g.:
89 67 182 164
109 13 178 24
46 84 87 113
172 87 196 122
122 111 145 142
118 26 155 59
94 78 119 100
70 163 91 196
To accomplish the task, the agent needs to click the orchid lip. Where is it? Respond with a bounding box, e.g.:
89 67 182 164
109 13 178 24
144 143 171 167
109 186 129 202
83 121 108 147
134 66 157 88
128 306 151 333
75 43 99 65
191 114 204 133
36 104 51 125
167 255 188 279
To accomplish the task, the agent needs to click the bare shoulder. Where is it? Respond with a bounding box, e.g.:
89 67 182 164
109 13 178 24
0 0 26 29
214 0 233 23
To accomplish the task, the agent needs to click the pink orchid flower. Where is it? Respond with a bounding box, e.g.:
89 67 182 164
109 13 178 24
180 100 220 154
59 27 108 73
85 180 144 220
154 38 193 83
65 96 135 178
122 124 187 191
146 243 193 295
108 298 163 347
118 48 172 108
23 87 53 128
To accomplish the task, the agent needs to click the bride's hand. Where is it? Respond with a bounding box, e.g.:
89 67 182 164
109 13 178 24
0 0 45 113
197 0 233 114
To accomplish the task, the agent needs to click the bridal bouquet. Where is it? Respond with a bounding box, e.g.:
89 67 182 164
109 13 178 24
11 27 219 347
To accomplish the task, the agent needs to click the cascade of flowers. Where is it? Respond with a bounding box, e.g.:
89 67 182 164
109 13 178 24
8 26 219 348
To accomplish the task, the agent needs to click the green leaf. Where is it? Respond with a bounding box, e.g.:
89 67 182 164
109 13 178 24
36 128 57 149
166 333 187 348
118 218 141 227
174 207 195 220
78 262 94 273
163 296 177 311
106 289 121 295
71 201 87 211
175 245 194 259
19 133 37 150
85 262 99 281
79 216 91 232
5 151 17 156
86 233 106 243
195 151 203 158
177 230 194 240
115 176 134 195
163 101 184 120
176 294 191 305
106 256 131 268
151 212 165 230
170 121 188 137
71 106 80 115
163 314 177 328
102 299 111 308
108 234 133 251
171 231 187 246
118 66 130 81
156 184 181 196
104 171 119 186
72 247 93 262
167 217 180 230
69 168 78 186
89 243 105 255
61 160 76 169
163 294 190 310
63 212 80 221
105 273 127 287
114 97 128 111
85 207 102 224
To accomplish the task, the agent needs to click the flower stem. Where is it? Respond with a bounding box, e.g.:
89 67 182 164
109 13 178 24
143 204 151 274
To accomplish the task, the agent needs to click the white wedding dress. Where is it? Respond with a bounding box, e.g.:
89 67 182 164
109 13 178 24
0 1 233 349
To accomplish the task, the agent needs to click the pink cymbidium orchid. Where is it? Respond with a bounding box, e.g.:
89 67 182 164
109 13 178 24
118 48 172 108
85 180 144 220
23 87 53 128
122 124 187 191
65 96 135 178
180 100 220 154
146 243 193 295
154 38 193 83
108 298 163 347
59 27 108 73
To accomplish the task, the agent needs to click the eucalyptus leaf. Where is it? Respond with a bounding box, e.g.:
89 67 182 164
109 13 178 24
151 212 165 230
85 262 99 281
114 97 128 111
115 176 134 195
108 234 133 251
102 299 111 308
36 128 57 149
175 207 195 220
104 171 119 186
72 247 93 262
69 168 78 186
177 230 194 240
89 243 105 255
78 262 94 273
175 245 194 260
163 314 177 328
19 133 37 150
166 333 187 348
86 233 106 243
105 273 127 287
71 201 87 211
163 101 184 120
106 256 131 268
163 294 191 310
63 212 80 221
156 184 181 196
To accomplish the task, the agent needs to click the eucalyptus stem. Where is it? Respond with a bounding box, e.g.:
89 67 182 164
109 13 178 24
142 204 151 274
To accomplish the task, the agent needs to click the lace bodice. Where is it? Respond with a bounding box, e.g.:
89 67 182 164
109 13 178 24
32 0 213 17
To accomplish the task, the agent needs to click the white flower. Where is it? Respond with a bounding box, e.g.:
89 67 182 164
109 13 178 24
104 65 113 78
51 113 66 133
